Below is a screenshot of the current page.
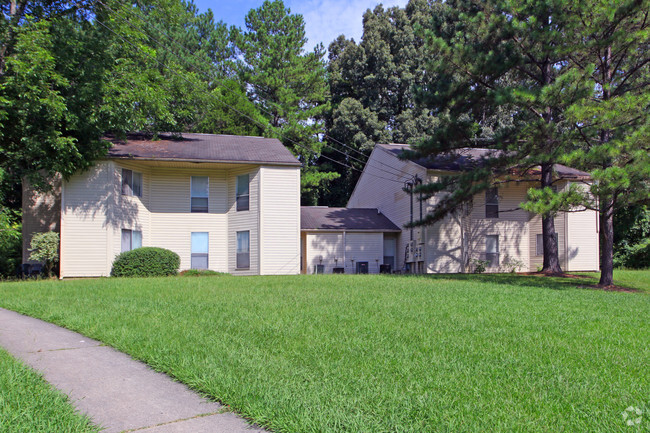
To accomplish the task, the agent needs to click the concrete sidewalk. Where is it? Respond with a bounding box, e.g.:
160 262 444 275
0 308 267 433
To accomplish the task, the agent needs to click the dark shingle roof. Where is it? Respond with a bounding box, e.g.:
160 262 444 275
106 133 301 166
301 207 401 232
378 143 591 179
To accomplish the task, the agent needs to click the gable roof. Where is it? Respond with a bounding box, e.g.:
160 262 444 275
377 143 591 180
106 133 301 166
301 207 401 232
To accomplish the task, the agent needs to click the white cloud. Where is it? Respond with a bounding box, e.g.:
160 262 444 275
287 0 409 50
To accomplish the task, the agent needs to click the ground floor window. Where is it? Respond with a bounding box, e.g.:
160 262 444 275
121 229 142 253
236 231 250 269
191 232 209 269
486 235 499 266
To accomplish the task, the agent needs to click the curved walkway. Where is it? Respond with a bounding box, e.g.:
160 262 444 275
0 308 267 433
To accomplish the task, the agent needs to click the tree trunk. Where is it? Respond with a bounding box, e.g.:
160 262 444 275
599 195 614 286
541 162 562 273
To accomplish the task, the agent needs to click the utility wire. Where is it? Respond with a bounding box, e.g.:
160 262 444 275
95 0 414 182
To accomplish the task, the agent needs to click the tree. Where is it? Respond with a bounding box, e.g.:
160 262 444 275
235 0 337 203
411 0 599 273
322 0 438 206
560 0 650 285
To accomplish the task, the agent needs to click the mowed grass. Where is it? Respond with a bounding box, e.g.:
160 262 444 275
0 348 99 433
0 271 649 432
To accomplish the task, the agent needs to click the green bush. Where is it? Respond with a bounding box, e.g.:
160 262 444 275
29 231 59 277
111 247 180 277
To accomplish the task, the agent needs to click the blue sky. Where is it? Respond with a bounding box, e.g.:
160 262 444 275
191 0 409 50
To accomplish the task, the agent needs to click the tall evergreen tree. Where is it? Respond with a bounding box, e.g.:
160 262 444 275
322 0 439 206
412 0 599 274
235 0 336 203
561 0 650 285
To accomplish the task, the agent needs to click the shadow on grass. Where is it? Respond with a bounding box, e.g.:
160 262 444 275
393 271 640 292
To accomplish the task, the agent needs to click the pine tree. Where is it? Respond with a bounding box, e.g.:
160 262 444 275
235 0 337 202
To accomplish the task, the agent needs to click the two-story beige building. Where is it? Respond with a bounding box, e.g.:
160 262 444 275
23 133 302 277
345 144 599 273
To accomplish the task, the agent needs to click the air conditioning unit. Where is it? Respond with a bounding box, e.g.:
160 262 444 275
405 240 416 263
416 227 425 244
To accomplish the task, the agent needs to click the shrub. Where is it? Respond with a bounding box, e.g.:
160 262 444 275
472 258 490 274
111 247 180 277
29 231 59 277
179 269 225 277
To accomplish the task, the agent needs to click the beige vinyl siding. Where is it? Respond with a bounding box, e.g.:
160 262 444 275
344 232 383 274
566 182 599 271
425 214 464 273
468 182 533 272
259 166 300 275
22 176 61 264
148 166 228 272
60 161 116 277
228 167 259 275
111 162 151 262
305 232 344 274
347 145 425 270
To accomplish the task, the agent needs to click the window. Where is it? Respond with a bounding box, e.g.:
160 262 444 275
236 174 249 211
236 231 250 269
121 229 142 253
191 176 209 213
485 187 498 218
536 233 558 256
486 235 499 267
122 169 142 197
191 232 209 269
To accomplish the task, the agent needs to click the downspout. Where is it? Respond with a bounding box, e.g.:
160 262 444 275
343 231 346 274
59 178 65 279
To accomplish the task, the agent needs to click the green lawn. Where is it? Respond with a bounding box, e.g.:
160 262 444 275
0 348 99 433
0 271 648 433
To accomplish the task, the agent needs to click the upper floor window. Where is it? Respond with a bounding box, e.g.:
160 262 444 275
191 176 209 213
485 187 498 218
236 174 249 211
121 229 142 253
122 169 142 197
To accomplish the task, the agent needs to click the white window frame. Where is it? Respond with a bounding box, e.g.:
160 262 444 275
190 176 209 213
236 174 250 212
122 169 142 197
121 229 142 253
191 232 209 270
236 230 250 269
485 187 498 218
485 235 499 266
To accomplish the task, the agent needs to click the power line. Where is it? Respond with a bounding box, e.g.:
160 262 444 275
95 0 413 182
91 11 409 186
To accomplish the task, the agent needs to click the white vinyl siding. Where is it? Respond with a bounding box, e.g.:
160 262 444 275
566 183 599 271
305 232 344 274
228 167 259 275
149 167 227 272
61 161 116 277
345 233 383 274
347 145 426 271
259 166 301 275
